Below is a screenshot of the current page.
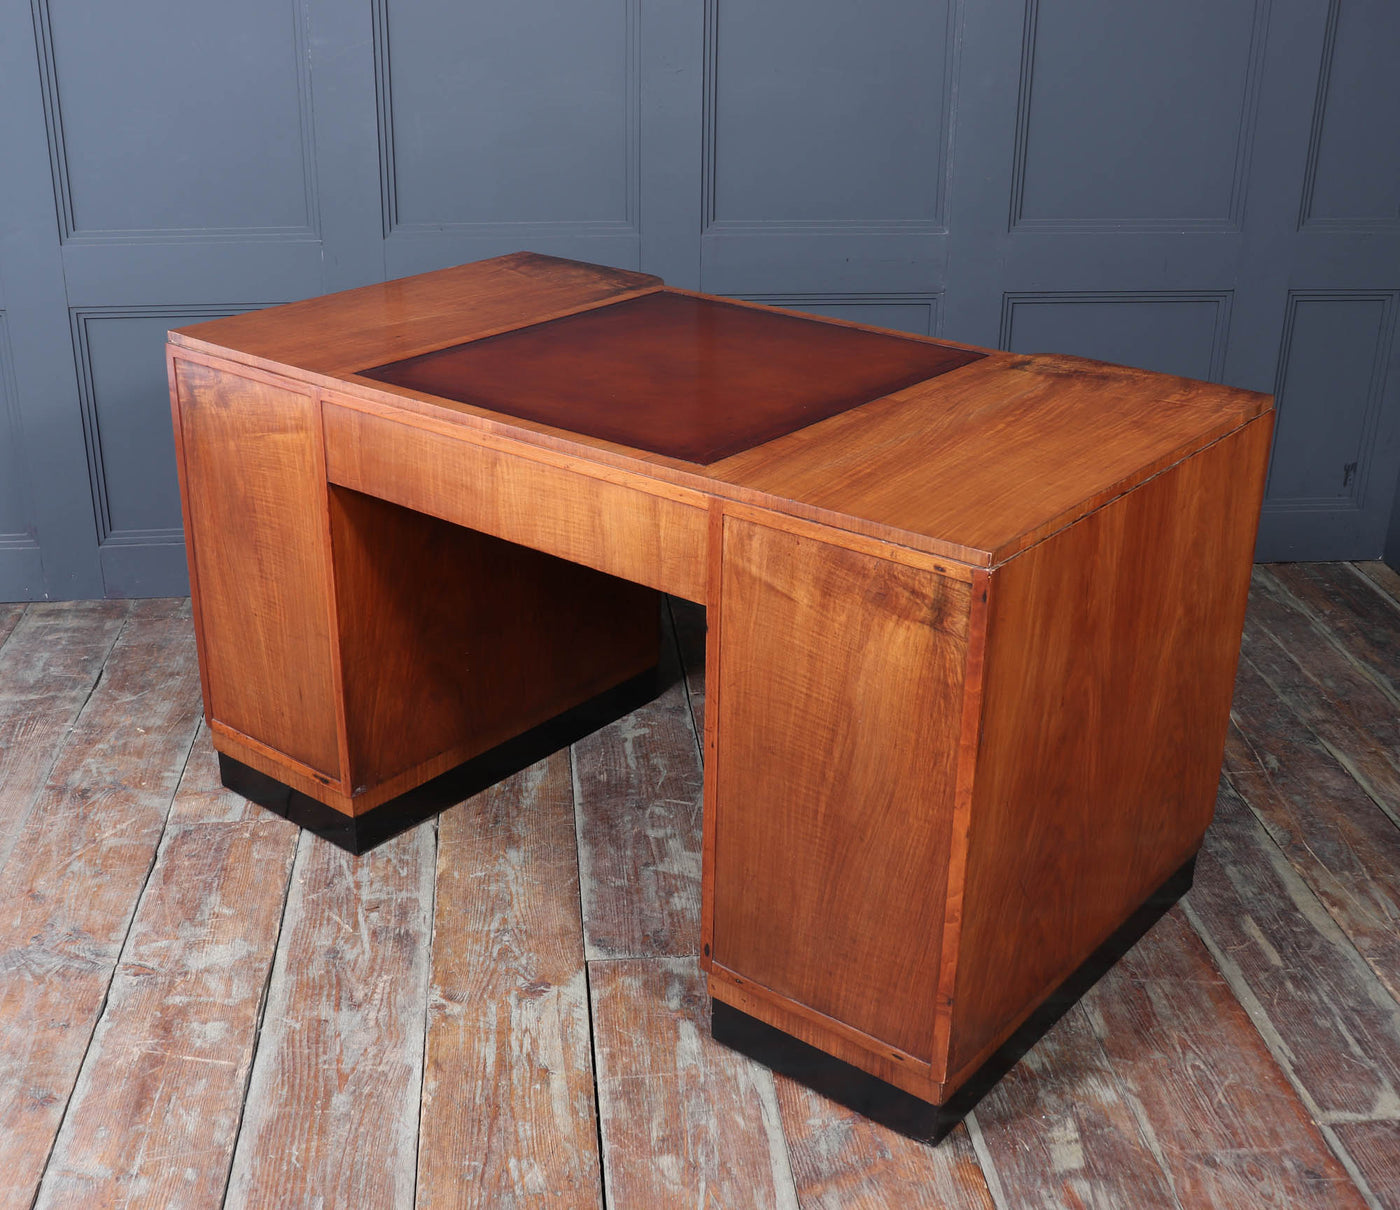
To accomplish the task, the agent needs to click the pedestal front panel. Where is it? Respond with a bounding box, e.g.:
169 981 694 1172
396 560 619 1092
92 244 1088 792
708 516 971 1065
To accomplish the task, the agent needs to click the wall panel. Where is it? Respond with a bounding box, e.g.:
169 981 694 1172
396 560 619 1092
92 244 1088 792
699 0 958 294
1299 0 1400 229
0 314 30 538
33 0 317 241
1267 292 1397 506
376 0 636 232
0 312 43 597
71 308 262 597
1011 0 1268 230
0 0 1398 597
705 0 951 230
373 0 643 276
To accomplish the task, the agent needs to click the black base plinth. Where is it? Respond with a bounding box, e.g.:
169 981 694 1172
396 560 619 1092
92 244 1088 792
219 665 661 855
711 853 1197 1144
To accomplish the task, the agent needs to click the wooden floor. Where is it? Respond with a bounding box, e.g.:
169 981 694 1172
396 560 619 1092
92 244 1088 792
1 563 1399 1208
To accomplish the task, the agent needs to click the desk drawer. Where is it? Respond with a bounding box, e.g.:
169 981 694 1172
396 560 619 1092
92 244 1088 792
322 401 710 602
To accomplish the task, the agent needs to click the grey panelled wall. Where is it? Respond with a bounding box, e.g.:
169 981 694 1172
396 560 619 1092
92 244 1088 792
0 0 1397 599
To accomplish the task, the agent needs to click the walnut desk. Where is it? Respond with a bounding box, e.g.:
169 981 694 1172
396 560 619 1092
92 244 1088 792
167 252 1273 1122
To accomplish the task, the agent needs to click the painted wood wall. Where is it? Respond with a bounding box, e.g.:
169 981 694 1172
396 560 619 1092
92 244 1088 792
0 0 1396 599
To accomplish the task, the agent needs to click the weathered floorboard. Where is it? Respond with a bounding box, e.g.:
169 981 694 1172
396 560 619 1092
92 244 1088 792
416 753 602 1209
1330 1121 1400 1208
0 599 130 874
1244 569 1400 823
34 733 299 1210
573 622 703 960
969 1004 1180 1209
165 726 273 829
1270 562 1400 699
1354 560 1400 607
223 825 435 1210
0 600 201 1210
1187 779 1400 1123
590 957 798 1210
1084 909 1367 1209
4 562 1399 1208
1227 658 1400 1002
777 1080 995 1210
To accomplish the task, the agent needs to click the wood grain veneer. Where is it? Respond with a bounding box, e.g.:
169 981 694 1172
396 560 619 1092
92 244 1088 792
322 398 709 602
708 351 1271 565
168 251 1276 1121
709 516 970 1061
173 254 1269 571
170 251 662 377
174 352 662 821
943 413 1274 1080
171 359 343 781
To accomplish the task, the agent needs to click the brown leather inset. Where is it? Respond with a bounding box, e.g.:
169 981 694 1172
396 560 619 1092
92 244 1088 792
358 291 984 463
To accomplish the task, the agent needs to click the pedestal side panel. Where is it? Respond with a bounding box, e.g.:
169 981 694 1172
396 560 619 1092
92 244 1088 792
710 516 970 1061
946 413 1274 1081
171 358 342 781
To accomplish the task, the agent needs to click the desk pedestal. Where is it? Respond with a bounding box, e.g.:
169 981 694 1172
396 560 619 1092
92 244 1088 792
170 342 1269 1117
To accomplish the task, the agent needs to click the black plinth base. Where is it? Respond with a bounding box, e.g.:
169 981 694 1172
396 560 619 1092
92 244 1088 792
711 853 1197 1144
219 665 662 855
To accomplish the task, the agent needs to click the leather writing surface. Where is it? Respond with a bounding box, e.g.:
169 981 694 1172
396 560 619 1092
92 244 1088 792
359 292 984 463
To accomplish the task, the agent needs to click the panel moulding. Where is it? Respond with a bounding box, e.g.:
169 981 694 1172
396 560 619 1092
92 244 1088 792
1266 289 1399 509
1297 0 1400 233
0 311 39 552
1007 0 1271 233
30 0 321 243
700 0 961 236
372 0 641 238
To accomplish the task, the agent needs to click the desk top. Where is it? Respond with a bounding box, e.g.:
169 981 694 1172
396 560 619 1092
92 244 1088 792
171 252 1272 568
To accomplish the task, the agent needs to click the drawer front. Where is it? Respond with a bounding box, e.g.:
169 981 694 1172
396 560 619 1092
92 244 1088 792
322 401 710 602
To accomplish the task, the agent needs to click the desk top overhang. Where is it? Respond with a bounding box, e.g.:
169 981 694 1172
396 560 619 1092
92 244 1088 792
170 252 1272 570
